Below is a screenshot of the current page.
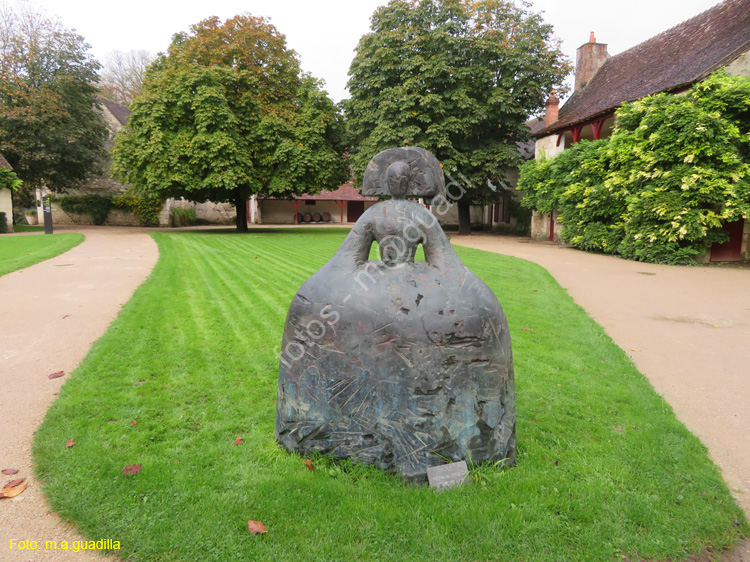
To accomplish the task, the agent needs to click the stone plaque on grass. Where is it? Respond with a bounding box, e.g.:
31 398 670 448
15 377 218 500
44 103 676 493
427 461 470 491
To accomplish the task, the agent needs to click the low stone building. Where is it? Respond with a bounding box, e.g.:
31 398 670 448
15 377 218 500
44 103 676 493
43 96 147 226
252 182 379 225
251 179 518 230
0 152 15 232
531 0 750 260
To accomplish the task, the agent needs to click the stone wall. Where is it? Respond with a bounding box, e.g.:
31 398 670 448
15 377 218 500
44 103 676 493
195 201 235 224
529 135 564 241
429 202 484 227
534 134 566 161
77 105 130 196
48 202 142 226
0 188 14 232
726 49 750 77
160 198 235 226
530 209 559 242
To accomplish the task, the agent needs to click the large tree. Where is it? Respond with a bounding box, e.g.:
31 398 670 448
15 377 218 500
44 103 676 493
112 14 348 231
0 2 107 195
344 0 570 234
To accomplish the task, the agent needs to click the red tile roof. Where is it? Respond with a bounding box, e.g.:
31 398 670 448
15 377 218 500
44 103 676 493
537 0 750 136
263 181 380 202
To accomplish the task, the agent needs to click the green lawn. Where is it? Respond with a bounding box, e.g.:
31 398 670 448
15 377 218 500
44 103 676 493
34 229 747 562
12 224 45 233
0 232 84 276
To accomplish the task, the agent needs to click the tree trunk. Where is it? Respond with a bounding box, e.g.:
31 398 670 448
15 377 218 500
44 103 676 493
457 201 471 236
235 194 248 232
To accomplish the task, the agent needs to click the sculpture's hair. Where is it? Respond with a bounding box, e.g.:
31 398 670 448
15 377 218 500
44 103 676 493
362 146 445 203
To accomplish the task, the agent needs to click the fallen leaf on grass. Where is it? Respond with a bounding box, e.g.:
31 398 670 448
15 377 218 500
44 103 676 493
48 371 65 379
234 435 244 446
4 478 25 488
520 328 535 333
66 439 75 448
130 420 138 426
248 520 267 535
122 464 141 476
304 460 314 472
1 469 18 476
0 481 28 499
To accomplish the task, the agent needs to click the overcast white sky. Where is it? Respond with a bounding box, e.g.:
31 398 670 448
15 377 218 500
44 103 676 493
28 0 723 103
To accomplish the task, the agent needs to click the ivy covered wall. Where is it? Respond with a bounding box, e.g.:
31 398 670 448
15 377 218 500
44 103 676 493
518 72 750 265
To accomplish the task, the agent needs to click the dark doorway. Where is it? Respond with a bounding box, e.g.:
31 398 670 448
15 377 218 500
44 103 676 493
710 219 744 262
347 201 365 222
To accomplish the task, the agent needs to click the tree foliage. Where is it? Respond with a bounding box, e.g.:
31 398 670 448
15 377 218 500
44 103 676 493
518 71 750 264
0 2 107 191
0 167 22 191
344 0 571 233
112 14 348 231
98 49 154 105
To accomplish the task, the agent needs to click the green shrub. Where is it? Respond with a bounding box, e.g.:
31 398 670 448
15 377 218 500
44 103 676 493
112 193 163 226
58 195 112 225
519 139 624 253
170 206 197 227
0 168 22 191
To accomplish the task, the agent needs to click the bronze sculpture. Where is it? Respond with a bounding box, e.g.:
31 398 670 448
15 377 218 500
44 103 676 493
275 147 515 482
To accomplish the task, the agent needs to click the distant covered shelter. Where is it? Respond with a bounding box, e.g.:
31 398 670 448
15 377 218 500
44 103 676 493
252 182 380 225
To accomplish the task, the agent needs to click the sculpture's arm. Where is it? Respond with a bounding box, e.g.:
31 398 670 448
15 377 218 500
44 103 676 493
327 209 377 268
411 205 463 270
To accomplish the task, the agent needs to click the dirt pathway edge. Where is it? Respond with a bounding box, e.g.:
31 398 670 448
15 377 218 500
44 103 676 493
1 227 159 561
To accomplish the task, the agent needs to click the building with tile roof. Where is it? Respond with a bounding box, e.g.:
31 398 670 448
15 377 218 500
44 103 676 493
536 0 750 151
253 181 381 224
530 0 750 259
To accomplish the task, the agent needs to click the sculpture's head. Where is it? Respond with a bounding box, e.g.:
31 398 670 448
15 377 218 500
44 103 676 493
386 161 411 199
362 146 445 204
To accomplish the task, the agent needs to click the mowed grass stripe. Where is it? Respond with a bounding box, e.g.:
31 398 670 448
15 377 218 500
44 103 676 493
167 232 327 350
33 231 747 562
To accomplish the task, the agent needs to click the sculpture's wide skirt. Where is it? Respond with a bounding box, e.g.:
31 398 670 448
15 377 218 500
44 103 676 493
275 256 515 482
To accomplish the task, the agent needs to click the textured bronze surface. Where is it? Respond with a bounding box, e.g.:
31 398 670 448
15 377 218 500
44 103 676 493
275 147 515 483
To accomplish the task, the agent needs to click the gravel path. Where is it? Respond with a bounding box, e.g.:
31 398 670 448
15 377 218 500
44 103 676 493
1 226 158 561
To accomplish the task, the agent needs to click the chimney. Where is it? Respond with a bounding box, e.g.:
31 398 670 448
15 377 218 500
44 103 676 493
575 32 608 91
544 91 559 126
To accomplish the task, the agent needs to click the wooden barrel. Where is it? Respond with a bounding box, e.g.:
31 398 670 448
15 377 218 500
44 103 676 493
312 212 322 222
296 213 303 224
303 212 313 223
321 212 331 223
